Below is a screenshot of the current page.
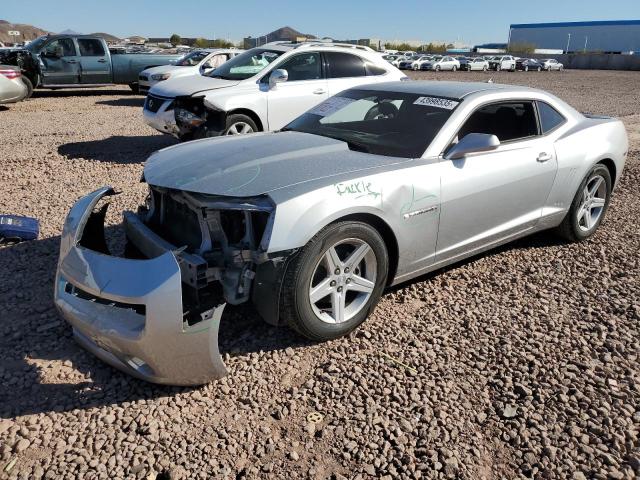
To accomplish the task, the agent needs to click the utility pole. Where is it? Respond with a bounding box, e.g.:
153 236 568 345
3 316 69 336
566 33 571 54
584 36 588 53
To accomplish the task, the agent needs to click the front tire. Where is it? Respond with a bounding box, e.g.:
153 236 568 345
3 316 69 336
280 221 389 341
556 164 612 242
21 76 34 99
223 114 257 135
452 65 457 72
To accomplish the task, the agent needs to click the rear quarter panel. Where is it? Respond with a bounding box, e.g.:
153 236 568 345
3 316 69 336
544 118 627 219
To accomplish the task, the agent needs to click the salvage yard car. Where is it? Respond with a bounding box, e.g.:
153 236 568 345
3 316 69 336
541 58 564 71
0 34 181 94
420 56 460 71
138 48 242 94
143 42 406 140
56 81 628 385
0 65 28 104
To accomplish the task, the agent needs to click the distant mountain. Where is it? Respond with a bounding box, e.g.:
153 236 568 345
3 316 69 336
250 26 316 43
0 19 48 44
90 32 121 43
58 28 83 35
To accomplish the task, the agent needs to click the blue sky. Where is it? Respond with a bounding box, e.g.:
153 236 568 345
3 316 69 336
2 0 639 45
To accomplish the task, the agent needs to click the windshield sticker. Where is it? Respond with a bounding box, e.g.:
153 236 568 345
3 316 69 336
309 97 356 117
414 96 459 110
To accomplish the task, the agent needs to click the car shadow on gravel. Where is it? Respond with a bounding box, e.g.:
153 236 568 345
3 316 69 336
95 97 146 107
58 135 178 163
0 229 311 419
387 230 568 293
32 89 138 98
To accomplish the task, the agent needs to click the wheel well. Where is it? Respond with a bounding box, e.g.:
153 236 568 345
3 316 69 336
598 158 617 187
335 213 399 286
227 108 264 132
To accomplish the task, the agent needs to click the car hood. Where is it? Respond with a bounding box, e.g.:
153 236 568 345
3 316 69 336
144 131 410 197
149 75 239 98
142 65 188 76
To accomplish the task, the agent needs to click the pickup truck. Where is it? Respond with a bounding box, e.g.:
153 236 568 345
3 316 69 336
0 35 182 96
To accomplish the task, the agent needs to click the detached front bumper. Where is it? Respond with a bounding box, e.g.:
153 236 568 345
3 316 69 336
54 187 227 385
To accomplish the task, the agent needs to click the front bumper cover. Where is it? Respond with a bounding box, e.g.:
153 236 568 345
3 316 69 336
54 187 228 385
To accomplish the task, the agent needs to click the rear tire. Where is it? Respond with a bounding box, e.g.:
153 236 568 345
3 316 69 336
129 83 140 94
556 164 612 242
21 76 33 99
452 65 457 72
280 221 388 341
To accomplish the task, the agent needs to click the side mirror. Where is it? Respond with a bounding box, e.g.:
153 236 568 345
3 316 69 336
445 133 500 160
268 68 288 89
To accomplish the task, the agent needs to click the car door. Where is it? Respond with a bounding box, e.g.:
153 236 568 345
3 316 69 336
39 37 80 85
77 38 112 84
264 51 328 131
435 100 558 263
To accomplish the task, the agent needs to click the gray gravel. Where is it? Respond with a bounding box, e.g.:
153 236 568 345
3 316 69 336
1 71 639 480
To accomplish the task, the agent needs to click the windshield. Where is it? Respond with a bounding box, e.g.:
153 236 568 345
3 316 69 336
25 36 49 53
206 48 283 80
284 89 460 158
175 50 209 66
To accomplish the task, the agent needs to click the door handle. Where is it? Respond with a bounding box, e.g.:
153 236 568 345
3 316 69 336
537 152 552 163
65 60 77 64
313 88 327 95
97 59 107 63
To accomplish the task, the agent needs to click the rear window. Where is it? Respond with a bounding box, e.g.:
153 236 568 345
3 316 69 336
365 62 387 76
78 39 105 56
537 101 566 133
325 52 366 78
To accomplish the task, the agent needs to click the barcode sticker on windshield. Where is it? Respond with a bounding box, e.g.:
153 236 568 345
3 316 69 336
414 96 459 110
309 97 356 117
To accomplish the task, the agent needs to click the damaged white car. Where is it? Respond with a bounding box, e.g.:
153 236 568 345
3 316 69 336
56 81 627 385
143 42 406 140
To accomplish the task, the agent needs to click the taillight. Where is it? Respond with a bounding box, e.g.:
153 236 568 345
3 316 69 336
0 69 21 80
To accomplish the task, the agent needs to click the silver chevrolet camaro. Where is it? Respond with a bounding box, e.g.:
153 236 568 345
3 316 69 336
55 81 628 385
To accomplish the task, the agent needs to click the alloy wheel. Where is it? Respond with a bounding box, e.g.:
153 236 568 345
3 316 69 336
308 238 377 324
225 122 254 135
577 175 607 232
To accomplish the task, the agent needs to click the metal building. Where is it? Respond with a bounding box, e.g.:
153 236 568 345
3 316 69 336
508 20 640 54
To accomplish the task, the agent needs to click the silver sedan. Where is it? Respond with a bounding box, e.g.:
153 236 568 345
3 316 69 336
0 65 27 104
56 81 627 385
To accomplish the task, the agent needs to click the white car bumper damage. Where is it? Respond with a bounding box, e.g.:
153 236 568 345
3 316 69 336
143 96 180 137
54 187 228 385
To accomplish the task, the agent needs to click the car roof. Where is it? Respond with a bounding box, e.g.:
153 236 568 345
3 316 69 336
355 80 540 100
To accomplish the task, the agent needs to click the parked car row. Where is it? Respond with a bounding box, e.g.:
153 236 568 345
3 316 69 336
385 53 564 73
143 42 408 140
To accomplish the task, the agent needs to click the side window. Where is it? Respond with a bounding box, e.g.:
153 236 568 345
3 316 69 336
44 38 76 57
458 101 539 143
278 52 322 81
325 52 366 78
537 101 566 133
364 61 387 76
78 39 105 56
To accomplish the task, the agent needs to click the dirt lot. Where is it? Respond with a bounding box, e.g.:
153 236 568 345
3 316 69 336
0 70 638 480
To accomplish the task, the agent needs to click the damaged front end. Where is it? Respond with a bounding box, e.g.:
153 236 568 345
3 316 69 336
174 96 226 139
54 186 288 385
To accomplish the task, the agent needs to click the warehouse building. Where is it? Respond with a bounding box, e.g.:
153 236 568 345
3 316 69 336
508 20 640 54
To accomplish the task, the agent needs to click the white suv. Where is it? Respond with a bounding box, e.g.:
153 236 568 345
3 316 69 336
138 48 242 94
143 42 407 140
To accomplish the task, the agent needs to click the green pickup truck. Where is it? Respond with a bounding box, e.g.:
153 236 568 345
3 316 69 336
0 34 182 96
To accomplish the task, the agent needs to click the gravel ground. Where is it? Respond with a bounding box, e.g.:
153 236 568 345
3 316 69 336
0 70 638 480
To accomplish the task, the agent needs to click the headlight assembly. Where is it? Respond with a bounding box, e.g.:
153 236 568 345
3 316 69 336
151 73 171 81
